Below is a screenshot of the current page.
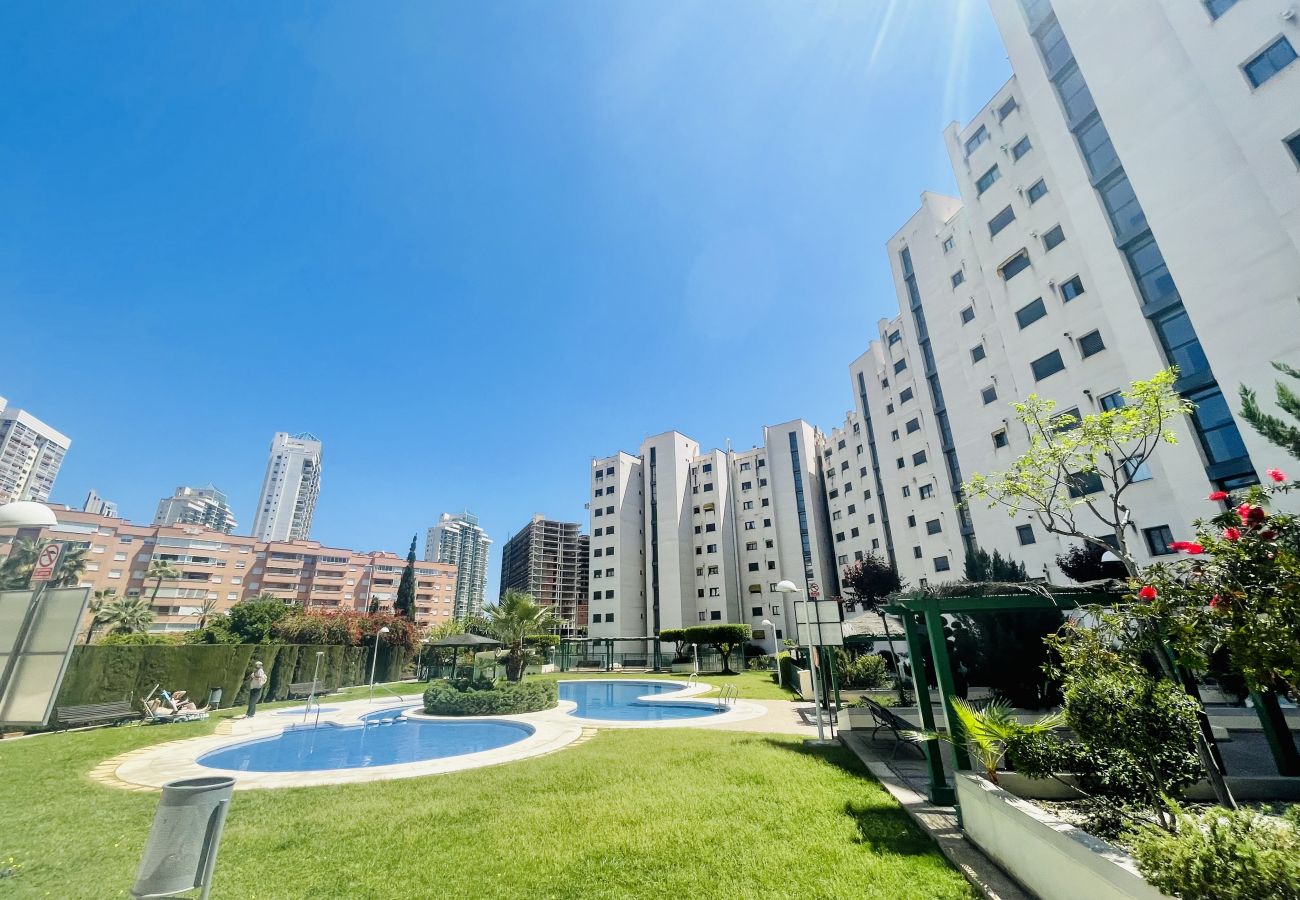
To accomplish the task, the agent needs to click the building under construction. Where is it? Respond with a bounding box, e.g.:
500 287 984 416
499 515 589 635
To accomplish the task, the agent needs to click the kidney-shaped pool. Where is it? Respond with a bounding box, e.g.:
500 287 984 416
559 680 724 721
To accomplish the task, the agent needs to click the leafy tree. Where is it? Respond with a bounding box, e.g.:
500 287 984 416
962 547 1028 583
965 368 1234 806
394 535 417 620
1240 360 1300 461
98 596 155 635
658 627 689 662
483 590 560 682
52 543 88 587
840 554 906 696
1055 542 1127 583
682 623 751 674
224 597 291 644
145 559 181 607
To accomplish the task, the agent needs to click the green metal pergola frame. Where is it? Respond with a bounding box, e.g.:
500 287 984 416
885 591 1300 805
558 637 665 672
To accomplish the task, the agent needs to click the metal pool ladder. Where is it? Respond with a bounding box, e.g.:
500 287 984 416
686 673 700 689
716 684 738 709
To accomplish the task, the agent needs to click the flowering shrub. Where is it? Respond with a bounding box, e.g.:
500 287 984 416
1138 476 1300 698
269 611 420 654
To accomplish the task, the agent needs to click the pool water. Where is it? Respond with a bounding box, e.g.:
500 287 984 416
198 708 532 772
559 680 723 721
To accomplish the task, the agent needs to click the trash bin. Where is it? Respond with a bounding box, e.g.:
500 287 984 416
131 776 235 899
206 687 223 709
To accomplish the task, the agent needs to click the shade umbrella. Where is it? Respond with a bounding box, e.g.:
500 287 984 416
425 633 502 679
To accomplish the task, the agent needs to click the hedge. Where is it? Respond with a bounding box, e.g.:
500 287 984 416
422 679 557 716
52 643 411 710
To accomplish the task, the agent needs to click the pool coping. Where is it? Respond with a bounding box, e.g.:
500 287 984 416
100 680 766 791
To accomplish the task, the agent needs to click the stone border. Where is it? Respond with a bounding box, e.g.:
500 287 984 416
101 680 765 790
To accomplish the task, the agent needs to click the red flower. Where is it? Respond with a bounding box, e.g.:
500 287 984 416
1138 585 1158 601
1238 504 1267 526
1208 490 1229 502
1222 526 1241 541
1261 530 1278 542
1169 541 1205 555
1267 468 1287 483
1210 595 1224 610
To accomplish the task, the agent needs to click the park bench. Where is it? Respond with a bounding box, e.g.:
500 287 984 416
620 658 647 668
575 659 605 670
859 697 925 759
55 699 139 729
288 681 329 699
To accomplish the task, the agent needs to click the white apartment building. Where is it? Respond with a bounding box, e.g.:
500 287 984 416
840 0 1300 583
0 399 70 506
83 489 118 518
251 431 322 542
425 511 492 618
154 485 238 534
587 422 837 647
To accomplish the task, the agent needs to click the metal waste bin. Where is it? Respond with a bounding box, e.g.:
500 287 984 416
206 687 223 709
131 776 235 899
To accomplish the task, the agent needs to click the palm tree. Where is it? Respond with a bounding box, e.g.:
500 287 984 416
145 559 181 606
0 537 47 589
84 589 117 643
53 543 88 588
194 597 219 629
482 590 561 682
905 699 1064 785
99 596 155 635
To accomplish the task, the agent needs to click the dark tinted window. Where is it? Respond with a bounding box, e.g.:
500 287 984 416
1031 349 1066 381
1016 297 1047 328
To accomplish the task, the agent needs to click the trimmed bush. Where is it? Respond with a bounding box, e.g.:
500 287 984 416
778 651 801 691
1129 805 1300 900
422 678 557 716
840 653 887 689
95 632 184 646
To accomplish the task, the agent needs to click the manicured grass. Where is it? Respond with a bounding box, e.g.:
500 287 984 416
0 719 970 898
534 668 799 701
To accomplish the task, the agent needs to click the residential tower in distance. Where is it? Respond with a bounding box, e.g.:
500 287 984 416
83 489 118 518
0 397 71 506
251 431 322 542
426 511 492 618
499 515 589 635
154 485 238 534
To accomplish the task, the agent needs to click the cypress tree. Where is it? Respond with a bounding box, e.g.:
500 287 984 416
394 535 417 619
1240 361 1300 461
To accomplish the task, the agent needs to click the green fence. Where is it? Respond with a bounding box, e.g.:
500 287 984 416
53 643 410 710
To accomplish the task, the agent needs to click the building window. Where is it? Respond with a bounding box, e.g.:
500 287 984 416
1067 471 1105 498
1144 525 1176 556
925 519 942 535
1000 250 1031 280
835 532 846 543
1016 297 1047 329
1031 349 1066 381
970 344 987 364
1016 524 1036 545
748 562 760 572
901 485 911 498
886 403 894 415
1060 275 1085 301
888 330 902 346
913 546 923 559
998 96 1018 120
744 521 756 530
896 457 906 469
1027 179 1048 203
1188 386 1250 465
942 236 956 253
1204 0 1237 18
1286 130 1300 166
701 462 712 473
981 385 998 405
992 429 1009 449
989 205 1016 237
976 164 1000 195
891 430 899 442
1243 37 1297 88
912 450 928 466
1042 224 1066 251
965 125 990 155
951 270 966 288
905 417 921 434
899 387 914 403
1078 329 1106 358
1052 407 1081 432
934 556 951 572
894 358 907 374
709 588 721 598
1012 135 1032 160
960 305 975 324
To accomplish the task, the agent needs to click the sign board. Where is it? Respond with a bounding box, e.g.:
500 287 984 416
0 587 92 726
793 599 844 646
30 543 63 583
808 580 821 598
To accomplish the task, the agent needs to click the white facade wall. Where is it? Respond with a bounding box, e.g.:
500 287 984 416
425 511 492 618
154 485 238 535
587 451 645 638
251 431 322 542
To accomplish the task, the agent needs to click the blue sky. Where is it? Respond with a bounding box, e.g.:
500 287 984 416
0 1 1011 597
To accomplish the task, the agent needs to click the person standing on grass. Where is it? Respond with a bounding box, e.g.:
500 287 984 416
246 661 268 717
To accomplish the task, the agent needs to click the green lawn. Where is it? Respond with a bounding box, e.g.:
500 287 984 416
0 716 970 898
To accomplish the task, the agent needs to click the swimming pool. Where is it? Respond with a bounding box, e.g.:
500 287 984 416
559 680 723 721
197 708 533 772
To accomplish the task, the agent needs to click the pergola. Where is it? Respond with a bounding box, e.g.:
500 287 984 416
884 589 1300 805
424 633 502 680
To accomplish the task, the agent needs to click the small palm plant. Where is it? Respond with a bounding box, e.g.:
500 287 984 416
906 699 1064 784
483 590 560 682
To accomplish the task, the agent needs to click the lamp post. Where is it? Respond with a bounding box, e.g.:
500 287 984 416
777 579 825 742
368 626 390 701
761 619 781 688
420 638 430 681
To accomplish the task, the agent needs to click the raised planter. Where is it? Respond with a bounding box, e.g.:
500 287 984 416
996 771 1300 803
670 662 695 673
956 773 1171 900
